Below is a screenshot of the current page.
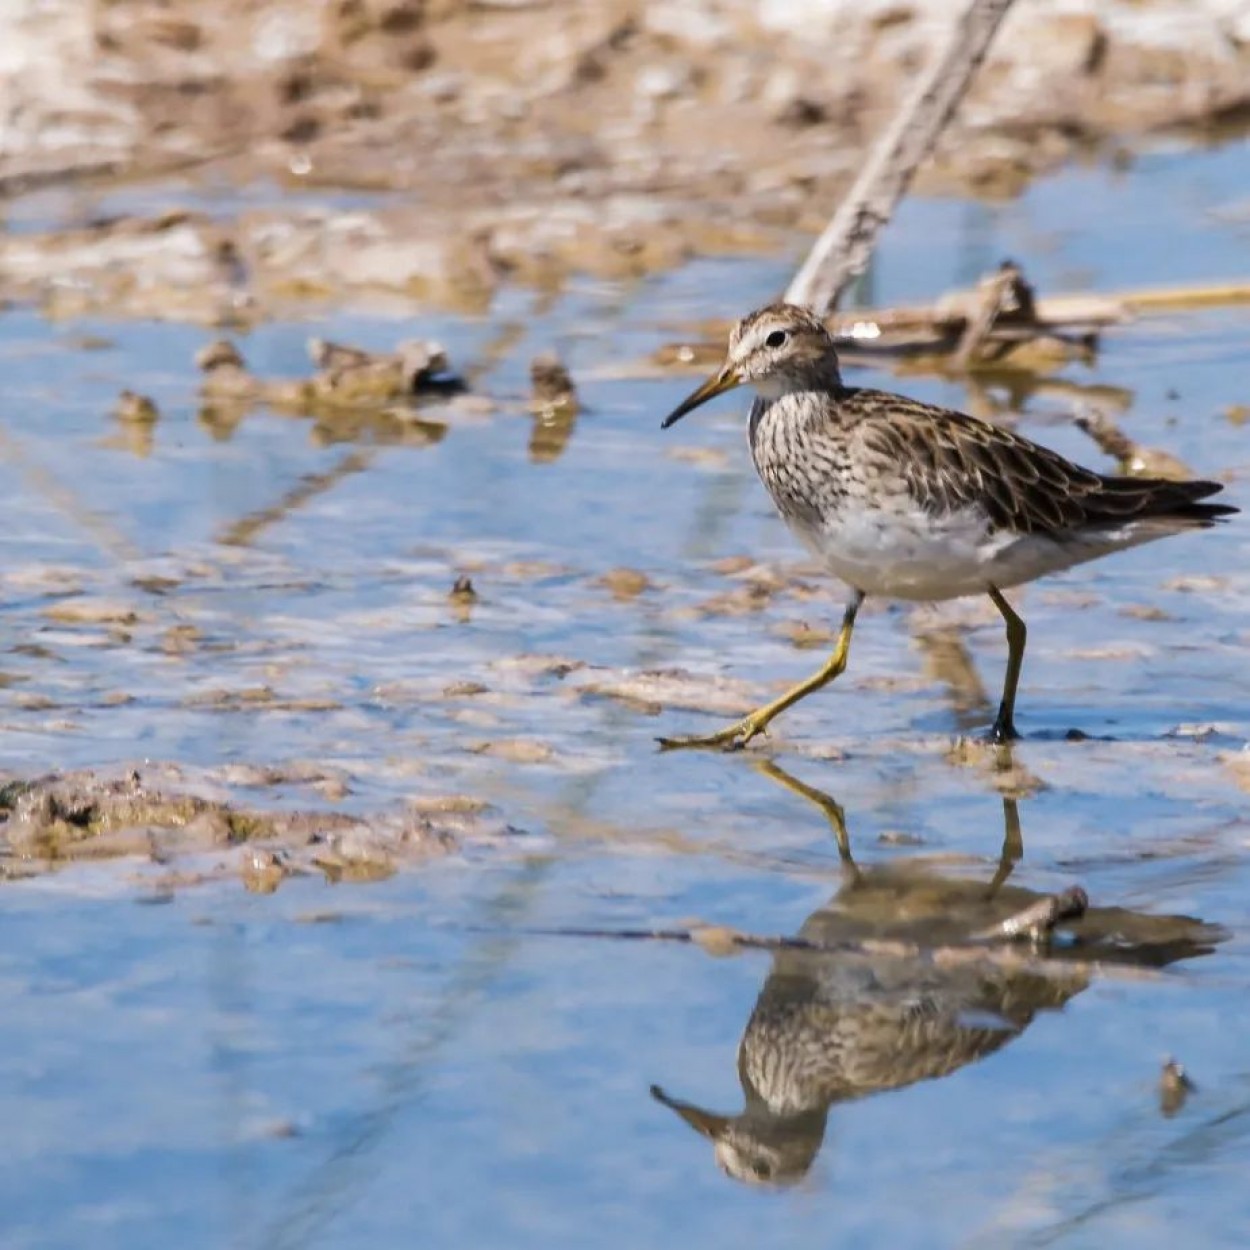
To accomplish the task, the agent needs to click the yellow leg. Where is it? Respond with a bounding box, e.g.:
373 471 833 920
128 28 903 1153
659 593 864 752
755 759 855 869
987 586 1026 743
985 794 1024 896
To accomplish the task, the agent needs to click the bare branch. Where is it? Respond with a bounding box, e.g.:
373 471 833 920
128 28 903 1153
785 0 1017 314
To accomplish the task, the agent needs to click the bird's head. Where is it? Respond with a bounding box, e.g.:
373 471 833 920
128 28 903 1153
650 1083 826 1187
661 303 842 429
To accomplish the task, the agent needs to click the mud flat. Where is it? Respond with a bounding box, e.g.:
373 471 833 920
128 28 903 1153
3 0 1249 319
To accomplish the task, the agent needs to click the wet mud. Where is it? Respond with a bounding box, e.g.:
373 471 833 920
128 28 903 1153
4 1 1250 321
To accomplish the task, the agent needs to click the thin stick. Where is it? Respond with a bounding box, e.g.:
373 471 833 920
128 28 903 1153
0 424 143 566
952 264 1020 371
215 449 374 547
1123 280 1250 312
784 0 1017 314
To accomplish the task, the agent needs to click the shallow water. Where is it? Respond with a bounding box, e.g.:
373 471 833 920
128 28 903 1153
2 140 1250 1248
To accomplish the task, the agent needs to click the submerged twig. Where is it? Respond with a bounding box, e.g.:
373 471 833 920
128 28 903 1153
654 278 1126 375
1122 280 1250 313
969 885 1089 942
0 423 144 565
785 0 1017 313
952 261 1036 371
471 897 1172 984
1074 407 1193 480
216 450 375 547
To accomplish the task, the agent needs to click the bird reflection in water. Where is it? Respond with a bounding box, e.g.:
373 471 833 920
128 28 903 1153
651 760 1224 1187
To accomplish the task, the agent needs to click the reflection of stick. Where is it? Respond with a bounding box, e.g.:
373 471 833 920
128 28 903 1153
519 888 1088 953
785 0 1017 313
953 264 1020 371
216 450 374 547
970 886 1088 942
484 917 1165 983
0 424 143 564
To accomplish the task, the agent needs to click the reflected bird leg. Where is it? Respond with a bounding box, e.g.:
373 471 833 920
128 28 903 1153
755 759 858 878
987 585 1026 742
659 592 865 752
985 795 1025 897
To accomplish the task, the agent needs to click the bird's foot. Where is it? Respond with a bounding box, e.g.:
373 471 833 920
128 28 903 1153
657 712 770 753
987 718 1021 744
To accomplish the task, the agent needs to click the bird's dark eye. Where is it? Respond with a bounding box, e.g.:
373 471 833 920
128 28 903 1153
765 330 787 348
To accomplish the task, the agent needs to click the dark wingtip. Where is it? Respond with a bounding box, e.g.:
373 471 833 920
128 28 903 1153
1103 477 1239 526
1168 479 1238 524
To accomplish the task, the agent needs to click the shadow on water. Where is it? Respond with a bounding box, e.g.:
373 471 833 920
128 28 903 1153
651 759 1226 1188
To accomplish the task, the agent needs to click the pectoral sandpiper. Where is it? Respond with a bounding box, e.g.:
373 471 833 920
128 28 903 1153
659 302 1236 750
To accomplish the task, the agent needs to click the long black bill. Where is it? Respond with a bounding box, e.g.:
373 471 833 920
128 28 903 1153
660 368 741 429
649 1084 731 1139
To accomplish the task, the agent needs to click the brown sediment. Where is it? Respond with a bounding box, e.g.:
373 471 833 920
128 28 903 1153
0 766 503 887
2 1 1248 319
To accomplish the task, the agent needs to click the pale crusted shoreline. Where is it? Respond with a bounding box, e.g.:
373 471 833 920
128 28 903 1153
1 0 1247 317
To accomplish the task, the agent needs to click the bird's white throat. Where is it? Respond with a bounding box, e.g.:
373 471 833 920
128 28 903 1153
750 370 841 402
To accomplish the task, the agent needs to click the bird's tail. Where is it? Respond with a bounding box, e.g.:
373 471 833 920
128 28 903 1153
1091 477 1237 528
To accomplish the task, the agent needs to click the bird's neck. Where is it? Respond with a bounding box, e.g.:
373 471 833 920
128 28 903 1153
753 363 844 402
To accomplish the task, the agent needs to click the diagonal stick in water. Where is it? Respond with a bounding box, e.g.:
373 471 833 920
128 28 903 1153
785 0 1017 313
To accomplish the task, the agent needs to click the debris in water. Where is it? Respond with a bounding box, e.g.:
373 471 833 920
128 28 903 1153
597 567 651 600
1074 406 1193 480
449 574 478 622
241 848 289 895
529 351 579 462
112 390 160 424
1159 1057 1194 1117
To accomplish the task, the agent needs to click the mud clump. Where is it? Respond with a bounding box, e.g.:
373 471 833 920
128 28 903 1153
449 574 478 622
112 390 160 425
529 353 577 412
1 773 206 863
195 333 464 444
201 334 463 410
597 568 652 601
528 352 579 462
308 337 462 401
0 767 493 888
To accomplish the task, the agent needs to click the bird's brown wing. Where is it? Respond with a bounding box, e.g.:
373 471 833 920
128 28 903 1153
846 390 1233 535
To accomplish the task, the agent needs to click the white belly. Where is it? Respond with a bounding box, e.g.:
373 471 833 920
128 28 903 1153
788 504 1115 601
